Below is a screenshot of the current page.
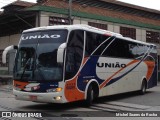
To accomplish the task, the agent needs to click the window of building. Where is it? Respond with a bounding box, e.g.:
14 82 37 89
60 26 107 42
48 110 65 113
49 16 70 25
120 26 136 39
0 50 8 67
146 31 160 44
88 22 108 30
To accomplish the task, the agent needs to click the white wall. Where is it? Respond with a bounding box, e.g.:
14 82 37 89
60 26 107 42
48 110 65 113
108 24 114 32
40 14 49 26
0 34 20 49
73 19 81 24
0 34 20 74
0 36 9 49
80 20 88 24
113 25 120 33
136 29 142 41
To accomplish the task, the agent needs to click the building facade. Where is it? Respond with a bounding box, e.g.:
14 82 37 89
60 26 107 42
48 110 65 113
0 0 160 79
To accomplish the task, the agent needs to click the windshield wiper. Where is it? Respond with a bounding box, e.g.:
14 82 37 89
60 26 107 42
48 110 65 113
20 58 32 80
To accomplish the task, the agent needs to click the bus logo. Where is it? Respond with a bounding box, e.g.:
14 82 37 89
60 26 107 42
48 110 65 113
21 34 61 40
97 62 126 68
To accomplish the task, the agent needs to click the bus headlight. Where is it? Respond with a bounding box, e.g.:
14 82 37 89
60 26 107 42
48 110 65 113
46 87 62 92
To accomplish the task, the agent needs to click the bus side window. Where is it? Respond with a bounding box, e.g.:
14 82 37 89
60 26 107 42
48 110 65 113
65 30 84 80
102 39 136 59
85 32 96 56
85 32 110 56
136 44 145 59
128 42 137 59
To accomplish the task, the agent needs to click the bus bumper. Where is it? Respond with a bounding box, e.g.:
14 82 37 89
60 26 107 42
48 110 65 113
13 89 66 103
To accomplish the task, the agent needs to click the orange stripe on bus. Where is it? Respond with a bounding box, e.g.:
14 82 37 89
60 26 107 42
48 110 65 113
100 60 139 89
64 76 85 102
83 57 89 66
144 61 155 81
64 58 88 102
14 80 29 89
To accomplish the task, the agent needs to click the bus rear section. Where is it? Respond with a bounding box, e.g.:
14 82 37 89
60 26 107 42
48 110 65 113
69 31 158 104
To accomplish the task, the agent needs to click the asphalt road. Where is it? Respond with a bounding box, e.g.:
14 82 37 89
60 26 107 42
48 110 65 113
0 84 160 119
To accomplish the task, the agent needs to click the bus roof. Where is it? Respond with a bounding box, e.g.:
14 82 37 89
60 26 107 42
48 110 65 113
23 24 155 47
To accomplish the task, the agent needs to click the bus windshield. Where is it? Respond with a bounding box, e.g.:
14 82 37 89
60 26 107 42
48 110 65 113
14 30 68 81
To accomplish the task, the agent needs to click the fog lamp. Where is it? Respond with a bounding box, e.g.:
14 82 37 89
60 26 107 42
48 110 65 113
54 96 62 100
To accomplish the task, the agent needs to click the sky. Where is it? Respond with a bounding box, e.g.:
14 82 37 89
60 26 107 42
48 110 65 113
0 0 160 11
117 0 160 10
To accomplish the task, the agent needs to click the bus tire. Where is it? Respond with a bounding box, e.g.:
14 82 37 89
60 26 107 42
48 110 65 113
85 85 94 106
139 80 147 95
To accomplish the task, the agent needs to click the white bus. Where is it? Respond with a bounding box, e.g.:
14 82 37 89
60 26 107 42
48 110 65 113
2 25 158 105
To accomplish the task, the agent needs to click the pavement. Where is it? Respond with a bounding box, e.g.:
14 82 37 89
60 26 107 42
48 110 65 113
0 84 160 109
0 83 160 119
0 75 12 85
1 76 160 112
0 84 13 92
0 74 13 95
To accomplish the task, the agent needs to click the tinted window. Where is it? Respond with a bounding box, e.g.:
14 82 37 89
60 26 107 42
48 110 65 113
14 30 68 81
145 45 157 61
128 42 138 58
102 38 138 59
85 31 110 56
65 30 84 80
136 44 145 58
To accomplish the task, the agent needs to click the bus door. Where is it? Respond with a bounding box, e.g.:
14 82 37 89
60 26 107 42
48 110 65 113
64 30 84 101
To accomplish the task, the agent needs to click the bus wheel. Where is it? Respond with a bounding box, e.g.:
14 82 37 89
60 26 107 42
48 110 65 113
140 80 147 95
85 85 94 106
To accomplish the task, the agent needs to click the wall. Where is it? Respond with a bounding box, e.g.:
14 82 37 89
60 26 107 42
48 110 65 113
0 34 20 74
0 34 20 49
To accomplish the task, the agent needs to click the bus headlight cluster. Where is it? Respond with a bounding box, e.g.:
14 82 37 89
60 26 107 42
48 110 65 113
46 87 62 92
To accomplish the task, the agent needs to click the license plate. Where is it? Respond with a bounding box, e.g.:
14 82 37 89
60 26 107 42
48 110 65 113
29 95 37 101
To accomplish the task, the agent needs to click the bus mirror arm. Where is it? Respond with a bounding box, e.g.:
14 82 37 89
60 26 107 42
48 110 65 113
2 45 18 64
57 43 66 64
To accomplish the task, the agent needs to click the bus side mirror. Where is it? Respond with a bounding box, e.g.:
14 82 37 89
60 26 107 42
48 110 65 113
2 45 18 64
57 43 66 64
